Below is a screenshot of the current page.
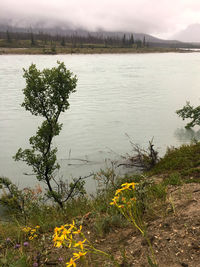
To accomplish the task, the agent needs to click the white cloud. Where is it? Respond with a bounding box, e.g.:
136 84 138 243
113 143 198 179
1 0 200 37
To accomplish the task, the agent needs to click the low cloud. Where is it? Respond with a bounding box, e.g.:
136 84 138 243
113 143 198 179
1 0 200 37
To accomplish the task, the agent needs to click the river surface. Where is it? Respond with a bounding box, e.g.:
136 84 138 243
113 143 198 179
1 53 200 191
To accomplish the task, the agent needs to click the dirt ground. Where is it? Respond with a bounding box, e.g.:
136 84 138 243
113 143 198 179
88 183 200 267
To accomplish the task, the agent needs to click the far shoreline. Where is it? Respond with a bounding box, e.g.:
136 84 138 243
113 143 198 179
0 46 197 55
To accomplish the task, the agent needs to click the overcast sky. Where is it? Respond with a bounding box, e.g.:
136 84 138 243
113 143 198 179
1 0 200 39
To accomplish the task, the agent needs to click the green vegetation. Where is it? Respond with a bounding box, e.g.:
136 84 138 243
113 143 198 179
1 139 200 266
0 171 167 266
177 101 200 129
0 31 145 52
0 31 186 55
0 29 197 54
14 62 77 208
149 142 200 183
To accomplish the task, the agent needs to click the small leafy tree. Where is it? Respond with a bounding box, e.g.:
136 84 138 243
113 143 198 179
176 101 200 129
14 62 77 208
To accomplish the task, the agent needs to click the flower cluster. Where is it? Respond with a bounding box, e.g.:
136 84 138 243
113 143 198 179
110 181 158 265
53 221 88 267
110 181 145 235
110 182 137 208
22 225 40 240
53 221 114 266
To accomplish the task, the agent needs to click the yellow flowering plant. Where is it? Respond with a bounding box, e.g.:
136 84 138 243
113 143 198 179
53 221 119 267
22 225 40 240
110 182 157 266
110 182 144 232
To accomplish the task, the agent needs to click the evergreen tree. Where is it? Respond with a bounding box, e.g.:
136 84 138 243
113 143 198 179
30 32 36 46
143 36 146 47
135 39 142 48
6 30 12 43
122 34 126 47
61 37 66 46
130 34 134 45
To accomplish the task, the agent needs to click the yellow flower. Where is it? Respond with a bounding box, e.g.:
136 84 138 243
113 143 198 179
110 200 115 205
110 195 119 205
73 251 87 260
66 258 76 267
74 239 86 250
53 234 65 247
115 188 122 195
111 182 138 208
131 182 137 189
121 182 130 188
55 241 62 248
68 237 73 248
121 182 137 191
63 228 72 238
73 225 82 235
121 182 128 186
22 227 31 232
69 220 75 230
117 204 125 208
54 225 64 234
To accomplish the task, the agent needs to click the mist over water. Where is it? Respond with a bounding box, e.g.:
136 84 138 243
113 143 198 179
1 53 200 191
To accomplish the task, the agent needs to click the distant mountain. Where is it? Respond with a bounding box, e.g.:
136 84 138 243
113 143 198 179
0 23 179 43
172 24 200 43
0 23 200 48
94 31 181 44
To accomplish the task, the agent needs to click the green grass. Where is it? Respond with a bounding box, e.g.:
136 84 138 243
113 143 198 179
150 142 200 180
163 172 182 186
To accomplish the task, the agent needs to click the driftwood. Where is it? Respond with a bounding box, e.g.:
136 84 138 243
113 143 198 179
118 136 159 171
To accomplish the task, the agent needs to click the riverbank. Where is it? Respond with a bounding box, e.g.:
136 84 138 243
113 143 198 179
0 141 200 266
0 46 191 55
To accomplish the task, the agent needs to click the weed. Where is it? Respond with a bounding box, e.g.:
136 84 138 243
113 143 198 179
163 172 182 186
110 182 158 266
94 215 111 236
167 195 176 214
93 214 126 237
